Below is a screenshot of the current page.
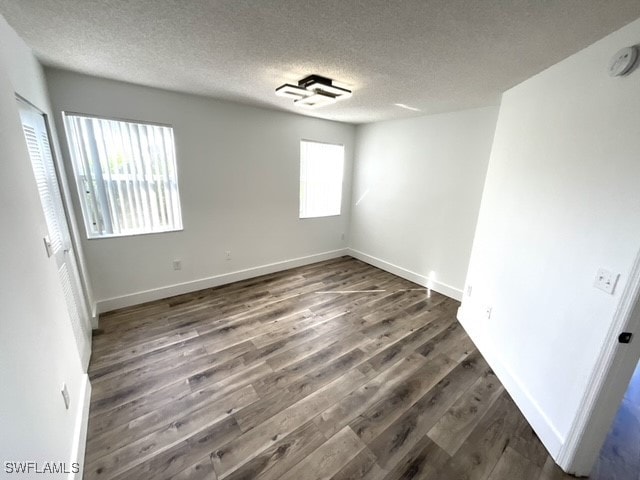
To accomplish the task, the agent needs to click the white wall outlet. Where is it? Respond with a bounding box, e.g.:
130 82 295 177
485 306 492 320
172 259 182 271
466 285 473 297
594 268 619 295
341 232 345 241
61 383 70 410
225 251 231 261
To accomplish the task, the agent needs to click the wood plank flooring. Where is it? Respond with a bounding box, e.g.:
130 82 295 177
85 256 575 480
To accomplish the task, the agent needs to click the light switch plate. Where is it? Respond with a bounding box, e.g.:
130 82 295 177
485 306 492 320
43 235 54 258
61 383 70 410
594 268 619 295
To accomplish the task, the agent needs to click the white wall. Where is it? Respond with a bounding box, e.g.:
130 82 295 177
460 17 640 473
45 69 356 312
0 16 90 478
349 107 499 299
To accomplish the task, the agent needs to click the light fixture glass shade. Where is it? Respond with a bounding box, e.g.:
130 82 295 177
294 92 338 108
305 82 352 99
275 84 313 99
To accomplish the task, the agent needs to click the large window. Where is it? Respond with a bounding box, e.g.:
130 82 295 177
63 114 183 238
299 140 344 218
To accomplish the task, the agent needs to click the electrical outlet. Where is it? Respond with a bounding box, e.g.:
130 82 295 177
341 232 345 241
225 251 231 261
466 285 473 297
594 268 619 295
61 383 70 410
485 306 492 320
172 259 182 271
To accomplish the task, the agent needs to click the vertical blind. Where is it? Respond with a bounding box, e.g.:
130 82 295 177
299 140 344 218
63 114 183 238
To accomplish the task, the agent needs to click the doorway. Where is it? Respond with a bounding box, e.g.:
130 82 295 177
590 360 640 479
557 251 640 476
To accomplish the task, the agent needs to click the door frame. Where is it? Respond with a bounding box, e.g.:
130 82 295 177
16 93 95 334
557 246 640 475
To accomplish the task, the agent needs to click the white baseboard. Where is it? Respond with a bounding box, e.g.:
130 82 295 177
68 374 91 480
80 337 91 373
347 248 463 301
457 306 565 458
96 249 349 313
90 302 99 329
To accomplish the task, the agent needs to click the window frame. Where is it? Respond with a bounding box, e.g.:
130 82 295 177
299 139 345 220
62 111 184 240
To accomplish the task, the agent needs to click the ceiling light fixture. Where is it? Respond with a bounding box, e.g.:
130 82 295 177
276 74 352 108
295 91 338 108
275 84 313 99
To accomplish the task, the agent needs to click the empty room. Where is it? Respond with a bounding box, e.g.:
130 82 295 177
2 1 640 479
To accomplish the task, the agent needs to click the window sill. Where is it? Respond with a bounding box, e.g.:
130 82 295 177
299 214 342 219
86 227 184 240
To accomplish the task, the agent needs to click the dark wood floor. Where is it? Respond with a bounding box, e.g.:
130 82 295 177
85 256 574 480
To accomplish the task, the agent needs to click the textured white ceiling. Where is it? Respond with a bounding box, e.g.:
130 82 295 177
1 1 639 123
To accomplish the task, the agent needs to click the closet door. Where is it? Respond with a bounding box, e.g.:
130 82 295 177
18 99 91 369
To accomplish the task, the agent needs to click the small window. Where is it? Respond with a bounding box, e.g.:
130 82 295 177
63 114 183 238
299 140 344 218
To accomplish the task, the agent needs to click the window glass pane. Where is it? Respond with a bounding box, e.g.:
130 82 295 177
63 114 183 238
300 140 344 218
